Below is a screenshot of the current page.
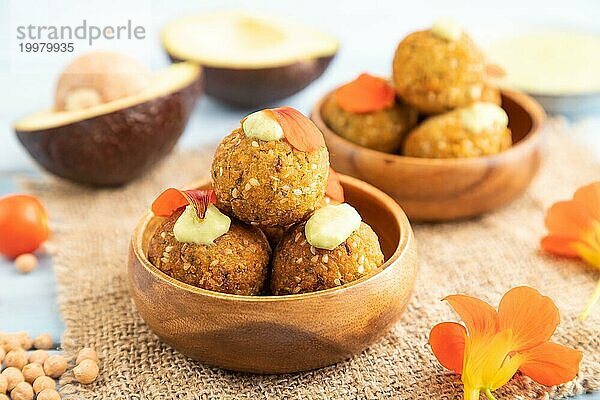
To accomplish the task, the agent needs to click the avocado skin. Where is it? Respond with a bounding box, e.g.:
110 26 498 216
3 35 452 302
16 74 203 186
168 54 334 108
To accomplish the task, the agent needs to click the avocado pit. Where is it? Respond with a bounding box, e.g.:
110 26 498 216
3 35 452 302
54 51 152 111
14 51 203 186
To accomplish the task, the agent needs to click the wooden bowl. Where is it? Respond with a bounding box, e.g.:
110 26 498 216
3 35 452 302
311 88 546 221
128 175 417 374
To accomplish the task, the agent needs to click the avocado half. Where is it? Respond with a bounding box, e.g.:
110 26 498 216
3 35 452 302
162 11 338 107
14 62 203 186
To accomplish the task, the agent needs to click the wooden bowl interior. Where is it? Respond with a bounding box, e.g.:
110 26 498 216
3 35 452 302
503 93 534 144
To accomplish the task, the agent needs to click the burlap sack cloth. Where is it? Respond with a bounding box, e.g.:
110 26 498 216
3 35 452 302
23 119 599 399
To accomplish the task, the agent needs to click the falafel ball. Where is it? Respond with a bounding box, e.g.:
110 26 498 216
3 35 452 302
403 102 512 158
148 208 271 295
261 225 290 248
392 21 488 114
271 204 384 295
322 94 418 153
212 108 329 227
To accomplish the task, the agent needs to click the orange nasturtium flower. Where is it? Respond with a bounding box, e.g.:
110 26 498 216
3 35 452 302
429 287 582 400
541 182 600 319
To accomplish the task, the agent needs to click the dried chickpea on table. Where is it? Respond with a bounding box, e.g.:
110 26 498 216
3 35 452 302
0 332 100 399
0 192 100 398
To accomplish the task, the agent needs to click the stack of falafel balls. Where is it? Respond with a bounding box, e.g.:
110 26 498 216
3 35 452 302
148 107 385 296
322 19 512 158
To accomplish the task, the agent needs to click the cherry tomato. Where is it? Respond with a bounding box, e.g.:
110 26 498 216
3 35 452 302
0 194 49 259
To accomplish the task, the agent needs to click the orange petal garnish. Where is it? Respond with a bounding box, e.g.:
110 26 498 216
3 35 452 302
268 107 325 153
429 322 466 373
152 188 217 219
335 73 396 113
486 64 506 78
497 286 560 352
518 342 583 386
325 167 344 203
443 294 499 338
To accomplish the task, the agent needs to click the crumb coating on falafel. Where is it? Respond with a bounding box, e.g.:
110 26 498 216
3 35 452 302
212 128 329 227
271 222 384 295
403 105 512 158
148 210 271 295
322 95 417 153
393 29 487 114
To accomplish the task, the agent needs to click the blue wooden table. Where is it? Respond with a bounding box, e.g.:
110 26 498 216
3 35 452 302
0 176 64 342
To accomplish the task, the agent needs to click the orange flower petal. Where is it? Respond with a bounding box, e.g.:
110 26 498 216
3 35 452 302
152 188 217 219
540 235 580 257
573 182 600 222
573 234 600 270
335 73 396 113
545 201 591 239
325 168 345 203
429 322 466 373
518 342 583 386
443 294 499 338
152 188 189 216
497 286 559 352
269 107 325 153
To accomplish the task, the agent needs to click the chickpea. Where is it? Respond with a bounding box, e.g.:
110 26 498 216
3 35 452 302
33 333 53 350
2 335 23 352
16 332 32 350
37 388 61 400
32 376 55 394
0 374 6 393
75 347 99 365
73 359 99 384
43 355 67 378
5 349 28 369
1 367 24 391
29 349 49 365
10 381 34 400
14 254 37 274
0 394 8 400
0 346 5 363
22 363 45 384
